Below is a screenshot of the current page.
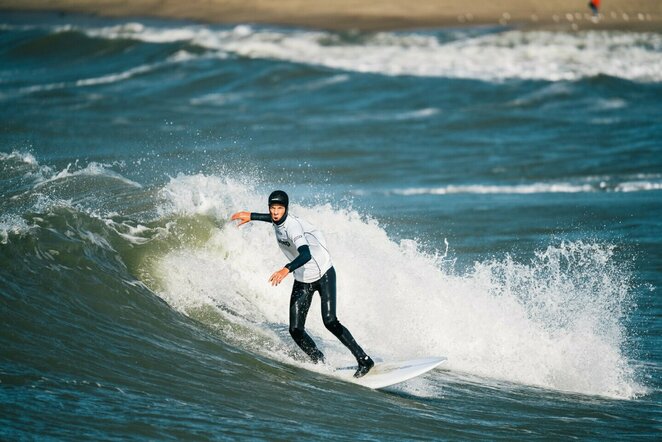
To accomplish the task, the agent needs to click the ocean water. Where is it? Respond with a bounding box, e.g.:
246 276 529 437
1 11 661 440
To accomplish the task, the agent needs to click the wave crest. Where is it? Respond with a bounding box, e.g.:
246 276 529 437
148 174 644 398
79 23 662 82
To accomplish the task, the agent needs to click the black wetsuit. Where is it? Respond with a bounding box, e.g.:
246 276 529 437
251 212 371 369
289 266 368 363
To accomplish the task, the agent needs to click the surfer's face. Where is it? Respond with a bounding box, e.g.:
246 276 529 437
269 204 286 223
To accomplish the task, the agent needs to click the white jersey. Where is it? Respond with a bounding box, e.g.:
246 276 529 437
273 214 332 283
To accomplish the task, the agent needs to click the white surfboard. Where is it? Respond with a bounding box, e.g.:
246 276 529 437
336 356 447 389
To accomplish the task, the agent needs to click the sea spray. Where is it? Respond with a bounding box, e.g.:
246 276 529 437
150 174 642 398
464 242 637 397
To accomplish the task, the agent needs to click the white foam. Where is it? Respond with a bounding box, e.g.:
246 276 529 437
2 153 151 247
18 50 197 94
75 23 662 82
394 183 593 195
151 175 644 399
0 214 32 245
1 152 131 195
390 176 662 196
616 180 662 192
0 150 38 166
74 64 158 87
33 161 142 189
190 92 248 107
157 173 259 219
509 82 577 106
110 223 154 245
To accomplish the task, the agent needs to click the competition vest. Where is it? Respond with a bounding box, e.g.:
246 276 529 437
273 214 332 283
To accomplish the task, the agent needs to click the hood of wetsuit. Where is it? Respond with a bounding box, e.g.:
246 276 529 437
268 190 289 225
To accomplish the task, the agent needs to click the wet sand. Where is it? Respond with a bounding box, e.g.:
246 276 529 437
1 0 660 31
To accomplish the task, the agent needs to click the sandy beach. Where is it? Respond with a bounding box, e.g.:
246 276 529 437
1 0 660 31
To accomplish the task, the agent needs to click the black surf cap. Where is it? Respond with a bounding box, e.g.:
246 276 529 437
268 190 289 208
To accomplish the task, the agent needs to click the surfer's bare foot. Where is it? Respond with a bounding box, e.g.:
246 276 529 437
354 355 374 378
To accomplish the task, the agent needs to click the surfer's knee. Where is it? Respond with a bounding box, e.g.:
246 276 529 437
289 326 305 340
323 318 344 337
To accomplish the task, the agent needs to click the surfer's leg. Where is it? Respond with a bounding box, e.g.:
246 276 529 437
318 268 373 377
289 280 325 363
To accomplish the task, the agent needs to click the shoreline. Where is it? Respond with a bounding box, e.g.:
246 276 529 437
1 0 661 32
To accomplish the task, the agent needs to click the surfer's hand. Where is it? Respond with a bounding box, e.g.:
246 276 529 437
231 211 251 226
269 268 290 286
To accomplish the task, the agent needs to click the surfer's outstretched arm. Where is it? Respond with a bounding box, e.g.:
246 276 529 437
230 211 271 226
250 213 271 222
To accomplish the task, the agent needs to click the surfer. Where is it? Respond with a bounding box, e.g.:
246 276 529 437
588 0 600 15
231 190 374 378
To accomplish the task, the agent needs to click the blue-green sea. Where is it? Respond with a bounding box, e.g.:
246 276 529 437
1 11 661 440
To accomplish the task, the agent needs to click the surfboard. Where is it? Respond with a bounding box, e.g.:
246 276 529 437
336 356 447 389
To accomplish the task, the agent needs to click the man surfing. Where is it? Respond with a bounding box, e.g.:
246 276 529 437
231 190 374 378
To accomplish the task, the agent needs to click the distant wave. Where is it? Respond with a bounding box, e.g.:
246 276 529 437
70 23 662 82
18 51 196 95
0 151 139 188
385 176 662 196
32 161 142 189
